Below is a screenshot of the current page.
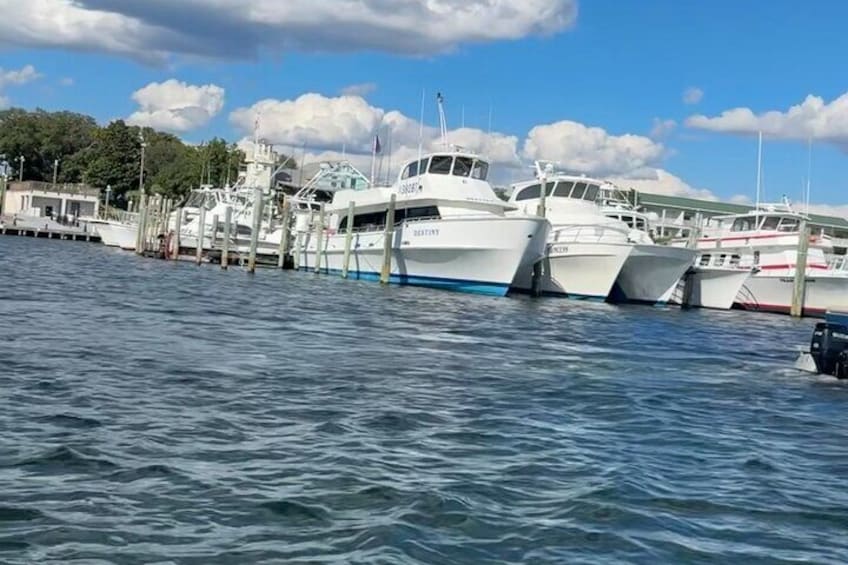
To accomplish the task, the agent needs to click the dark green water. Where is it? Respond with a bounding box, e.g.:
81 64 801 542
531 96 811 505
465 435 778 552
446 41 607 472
1 236 847 564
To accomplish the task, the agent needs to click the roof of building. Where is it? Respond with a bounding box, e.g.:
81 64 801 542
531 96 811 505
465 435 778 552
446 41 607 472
6 181 100 198
633 190 848 231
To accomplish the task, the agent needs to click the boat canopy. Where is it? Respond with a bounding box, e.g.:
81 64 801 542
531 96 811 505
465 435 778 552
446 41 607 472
727 213 801 233
513 178 602 203
400 153 489 182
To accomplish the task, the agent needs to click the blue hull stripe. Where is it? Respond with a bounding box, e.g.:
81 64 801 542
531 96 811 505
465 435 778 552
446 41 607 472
298 267 510 297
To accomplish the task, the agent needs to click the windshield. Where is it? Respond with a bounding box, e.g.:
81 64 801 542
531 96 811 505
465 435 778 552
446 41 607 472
429 155 453 175
471 160 488 180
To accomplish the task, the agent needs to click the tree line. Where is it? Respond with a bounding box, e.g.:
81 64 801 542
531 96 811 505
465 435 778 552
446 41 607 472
0 108 292 209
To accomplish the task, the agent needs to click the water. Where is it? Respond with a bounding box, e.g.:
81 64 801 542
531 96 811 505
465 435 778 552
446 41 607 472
2 236 848 564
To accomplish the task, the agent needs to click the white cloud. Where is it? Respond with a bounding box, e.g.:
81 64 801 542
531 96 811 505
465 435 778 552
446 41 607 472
522 120 666 177
0 0 577 63
340 82 376 97
127 79 225 132
650 118 676 139
608 168 719 200
59 77 74 87
683 87 703 105
0 64 41 108
685 92 848 148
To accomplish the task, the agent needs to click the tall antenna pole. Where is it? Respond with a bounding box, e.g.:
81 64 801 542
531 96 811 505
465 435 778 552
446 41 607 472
487 102 493 136
461 105 465 129
805 136 812 215
417 88 426 168
437 92 448 148
755 131 763 214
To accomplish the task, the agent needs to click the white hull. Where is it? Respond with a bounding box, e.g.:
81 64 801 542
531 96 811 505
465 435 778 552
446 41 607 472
297 216 548 296
736 273 848 316
672 267 752 310
511 242 631 299
97 221 137 251
612 244 697 304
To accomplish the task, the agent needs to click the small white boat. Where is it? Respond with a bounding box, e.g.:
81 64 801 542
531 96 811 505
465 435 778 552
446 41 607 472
600 191 697 305
90 214 139 250
507 167 632 300
671 254 754 310
694 200 848 316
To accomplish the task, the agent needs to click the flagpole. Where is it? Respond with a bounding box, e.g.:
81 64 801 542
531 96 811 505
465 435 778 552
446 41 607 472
370 135 378 186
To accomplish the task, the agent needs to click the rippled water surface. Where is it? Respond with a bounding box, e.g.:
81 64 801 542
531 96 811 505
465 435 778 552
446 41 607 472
2 236 848 564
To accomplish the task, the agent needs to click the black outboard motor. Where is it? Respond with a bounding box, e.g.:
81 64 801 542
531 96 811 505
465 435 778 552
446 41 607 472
810 322 848 379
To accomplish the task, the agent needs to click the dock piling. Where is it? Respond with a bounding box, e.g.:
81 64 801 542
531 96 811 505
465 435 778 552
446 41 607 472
196 206 207 265
313 203 326 274
172 207 183 260
791 220 811 317
222 206 232 270
342 200 355 278
531 170 549 296
247 187 263 274
277 196 291 269
380 194 397 284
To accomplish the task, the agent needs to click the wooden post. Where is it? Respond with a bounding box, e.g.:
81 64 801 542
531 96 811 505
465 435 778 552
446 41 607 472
135 194 148 254
342 200 355 278
210 214 219 249
196 206 207 265
293 232 302 270
531 173 548 296
247 187 264 274
313 204 326 274
0 176 6 215
221 206 232 270
380 194 397 284
172 207 183 260
791 220 811 317
277 196 291 269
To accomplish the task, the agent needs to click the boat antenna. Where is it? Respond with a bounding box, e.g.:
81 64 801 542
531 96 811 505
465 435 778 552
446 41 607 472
461 105 465 129
417 88 426 168
805 136 812 215
755 130 763 223
437 92 448 148
385 129 393 185
487 102 493 136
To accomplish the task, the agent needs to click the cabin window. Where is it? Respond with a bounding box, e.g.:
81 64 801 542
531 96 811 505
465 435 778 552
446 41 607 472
730 254 741 266
753 250 760 265
554 181 574 197
400 206 441 222
778 218 799 232
584 184 600 202
452 157 473 177
340 206 441 231
471 160 489 180
401 161 419 180
699 254 711 267
731 217 755 232
761 216 780 230
516 184 542 201
621 216 634 228
571 182 588 200
636 218 647 231
429 155 453 175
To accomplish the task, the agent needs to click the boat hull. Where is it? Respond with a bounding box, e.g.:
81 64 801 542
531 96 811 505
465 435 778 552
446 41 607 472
610 244 697 305
97 221 137 250
297 216 549 297
511 242 632 300
672 267 752 310
736 273 848 317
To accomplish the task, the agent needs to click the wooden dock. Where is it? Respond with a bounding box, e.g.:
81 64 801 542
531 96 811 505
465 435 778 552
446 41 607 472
0 224 100 243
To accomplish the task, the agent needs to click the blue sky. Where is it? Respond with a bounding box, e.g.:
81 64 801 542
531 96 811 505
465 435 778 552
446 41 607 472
1 0 847 211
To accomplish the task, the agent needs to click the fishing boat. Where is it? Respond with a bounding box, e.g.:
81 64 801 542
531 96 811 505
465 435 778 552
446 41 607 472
670 254 754 310
598 188 697 304
693 200 848 315
507 165 632 300
90 211 139 250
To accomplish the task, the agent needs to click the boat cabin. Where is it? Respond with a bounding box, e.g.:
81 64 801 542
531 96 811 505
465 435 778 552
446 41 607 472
511 178 602 203
723 213 802 234
400 153 489 182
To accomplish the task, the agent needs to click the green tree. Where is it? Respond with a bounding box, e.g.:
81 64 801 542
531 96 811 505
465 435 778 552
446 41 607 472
84 120 141 206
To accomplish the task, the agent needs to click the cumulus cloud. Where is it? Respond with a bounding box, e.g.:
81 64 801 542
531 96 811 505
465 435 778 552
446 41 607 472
127 79 225 132
0 64 41 108
683 87 703 105
340 82 377 97
0 0 578 63
607 168 718 200
522 120 666 177
685 92 848 149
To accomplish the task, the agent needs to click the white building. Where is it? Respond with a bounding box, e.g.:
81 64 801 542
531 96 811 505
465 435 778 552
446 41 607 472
2 181 100 220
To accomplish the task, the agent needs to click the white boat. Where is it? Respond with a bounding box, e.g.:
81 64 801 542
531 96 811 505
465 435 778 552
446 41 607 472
290 150 549 296
599 189 697 304
89 211 140 250
507 166 632 300
693 200 848 316
671 254 754 310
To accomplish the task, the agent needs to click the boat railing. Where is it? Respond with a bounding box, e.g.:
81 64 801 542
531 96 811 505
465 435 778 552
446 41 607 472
101 208 139 224
828 256 848 272
550 223 631 244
